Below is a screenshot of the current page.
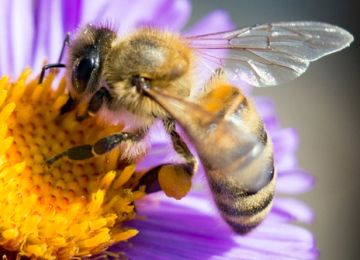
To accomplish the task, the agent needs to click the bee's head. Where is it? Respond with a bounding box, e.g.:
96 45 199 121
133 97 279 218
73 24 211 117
67 24 116 101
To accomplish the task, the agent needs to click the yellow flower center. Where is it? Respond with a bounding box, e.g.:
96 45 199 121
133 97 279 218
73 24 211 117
0 69 144 259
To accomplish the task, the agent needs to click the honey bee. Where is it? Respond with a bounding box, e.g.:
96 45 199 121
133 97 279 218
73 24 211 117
40 21 353 233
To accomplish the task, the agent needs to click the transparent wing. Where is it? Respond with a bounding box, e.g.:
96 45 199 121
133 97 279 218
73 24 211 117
187 21 353 87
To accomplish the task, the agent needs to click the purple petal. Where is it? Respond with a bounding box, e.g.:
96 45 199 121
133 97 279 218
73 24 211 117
277 170 314 194
265 208 295 223
185 10 234 35
10 0 34 76
116 197 235 259
80 0 189 33
272 128 300 171
136 0 191 31
61 0 82 34
272 128 299 153
32 0 65 72
224 246 317 260
275 153 299 173
232 222 317 259
113 193 316 259
81 0 153 29
254 97 280 131
0 0 14 75
0 0 34 76
137 141 175 169
273 198 314 223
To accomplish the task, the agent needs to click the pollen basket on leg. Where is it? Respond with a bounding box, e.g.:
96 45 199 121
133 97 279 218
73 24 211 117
0 70 143 259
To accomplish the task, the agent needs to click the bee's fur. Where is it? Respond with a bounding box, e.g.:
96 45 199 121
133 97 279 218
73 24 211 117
50 25 274 234
40 20 353 235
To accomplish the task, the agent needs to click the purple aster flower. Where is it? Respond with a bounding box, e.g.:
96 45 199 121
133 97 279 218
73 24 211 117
0 0 318 259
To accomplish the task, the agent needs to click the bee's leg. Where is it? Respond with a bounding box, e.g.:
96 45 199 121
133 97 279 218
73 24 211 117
59 95 77 115
163 118 198 175
137 119 197 199
75 87 112 121
45 132 141 165
38 33 71 84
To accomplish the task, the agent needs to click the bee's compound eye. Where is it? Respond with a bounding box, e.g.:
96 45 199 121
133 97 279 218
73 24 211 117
73 55 99 93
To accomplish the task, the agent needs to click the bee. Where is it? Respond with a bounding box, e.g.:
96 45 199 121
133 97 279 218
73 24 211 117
40 21 353 233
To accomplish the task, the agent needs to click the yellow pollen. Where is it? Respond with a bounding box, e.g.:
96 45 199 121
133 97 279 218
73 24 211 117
201 84 238 113
0 69 144 259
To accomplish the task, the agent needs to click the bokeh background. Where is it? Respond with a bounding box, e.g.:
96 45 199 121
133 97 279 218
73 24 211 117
189 1 359 260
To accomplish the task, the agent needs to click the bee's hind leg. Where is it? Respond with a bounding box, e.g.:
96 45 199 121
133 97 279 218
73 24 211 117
136 119 197 199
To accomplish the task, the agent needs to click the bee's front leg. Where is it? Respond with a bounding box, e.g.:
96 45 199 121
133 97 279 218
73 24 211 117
74 87 112 121
137 119 197 199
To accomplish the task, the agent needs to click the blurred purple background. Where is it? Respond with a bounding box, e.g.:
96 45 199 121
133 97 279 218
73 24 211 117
189 1 359 259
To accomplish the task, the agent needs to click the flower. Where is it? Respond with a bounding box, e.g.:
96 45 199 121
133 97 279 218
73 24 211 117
0 0 318 259
0 69 146 258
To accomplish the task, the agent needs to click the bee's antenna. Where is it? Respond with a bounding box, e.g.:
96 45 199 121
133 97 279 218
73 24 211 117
38 33 71 84
58 32 71 63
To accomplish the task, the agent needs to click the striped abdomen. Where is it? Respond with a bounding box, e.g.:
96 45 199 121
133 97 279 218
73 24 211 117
207 153 275 234
144 77 276 234
196 82 276 234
